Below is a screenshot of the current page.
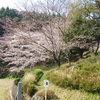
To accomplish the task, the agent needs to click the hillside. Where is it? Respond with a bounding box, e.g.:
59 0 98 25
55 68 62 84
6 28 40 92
33 53 100 100
18 53 100 100
0 53 100 100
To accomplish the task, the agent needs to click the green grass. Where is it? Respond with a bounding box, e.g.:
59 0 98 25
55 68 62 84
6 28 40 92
32 59 100 100
36 73 100 100
1 52 99 100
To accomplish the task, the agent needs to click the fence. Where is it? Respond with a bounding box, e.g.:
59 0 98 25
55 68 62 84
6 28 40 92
10 81 22 100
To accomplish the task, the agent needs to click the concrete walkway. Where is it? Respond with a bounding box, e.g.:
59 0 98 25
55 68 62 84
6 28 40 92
0 79 14 100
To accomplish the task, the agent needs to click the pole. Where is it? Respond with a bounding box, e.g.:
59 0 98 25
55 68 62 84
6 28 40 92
45 87 47 100
17 82 22 100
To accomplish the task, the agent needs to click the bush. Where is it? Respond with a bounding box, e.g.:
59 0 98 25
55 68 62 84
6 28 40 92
47 60 100 92
47 69 72 88
79 73 100 92
34 89 56 100
14 78 21 85
71 61 100 92
33 69 44 83
21 73 36 95
27 84 37 97
9 70 25 78
0 67 9 78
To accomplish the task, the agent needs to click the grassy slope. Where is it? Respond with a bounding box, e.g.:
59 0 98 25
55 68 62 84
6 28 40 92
0 71 100 100
36 71 100 100
0 79 14 100
33 56 100 100
1 53 99 100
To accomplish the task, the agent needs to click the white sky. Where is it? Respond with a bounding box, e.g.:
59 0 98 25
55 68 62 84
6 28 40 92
0 0 39 10
0 0 18 9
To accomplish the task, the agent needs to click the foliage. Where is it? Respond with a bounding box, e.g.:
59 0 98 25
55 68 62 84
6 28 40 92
8 70 25 78
34 89 56 100
73 59 100 92
47 69 71 88
22 12 49 21
0 7 22 19
33 69 44 83
47 56 100 92
14 78 20 85
27 84 37 97
21 73 37 97
0 67 9 78
66 0 100 54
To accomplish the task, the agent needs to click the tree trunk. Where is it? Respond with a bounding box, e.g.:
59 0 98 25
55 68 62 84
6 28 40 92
56 60 61 67
67 53 71 66
52 51 61 67
67 57 71 66
79 49 84 58
95 39 100 55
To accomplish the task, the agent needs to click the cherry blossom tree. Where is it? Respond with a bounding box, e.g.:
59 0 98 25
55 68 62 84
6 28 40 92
0 0 72 68
15 0 71 67
0 31 50 69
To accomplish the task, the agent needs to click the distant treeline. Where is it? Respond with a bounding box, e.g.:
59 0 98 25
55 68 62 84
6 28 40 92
0 7 22 20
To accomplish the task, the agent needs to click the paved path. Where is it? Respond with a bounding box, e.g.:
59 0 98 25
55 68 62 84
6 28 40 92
0 79 14 100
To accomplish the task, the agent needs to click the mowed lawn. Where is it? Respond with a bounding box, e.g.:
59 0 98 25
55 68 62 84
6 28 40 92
0 79 14 100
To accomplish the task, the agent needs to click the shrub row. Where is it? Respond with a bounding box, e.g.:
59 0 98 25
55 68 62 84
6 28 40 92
47 60 100 92
8 70 25 78
0 67 25 78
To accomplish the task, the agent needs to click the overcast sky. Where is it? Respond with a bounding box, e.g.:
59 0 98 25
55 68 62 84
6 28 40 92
0 0 18 9
0 0 39 10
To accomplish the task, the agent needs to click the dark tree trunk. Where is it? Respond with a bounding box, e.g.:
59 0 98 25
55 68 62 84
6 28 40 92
79 49 84 58
95 39 100 55
52 51 62 67
67 53 71 66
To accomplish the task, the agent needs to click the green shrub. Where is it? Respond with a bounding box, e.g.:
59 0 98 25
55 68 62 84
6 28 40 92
17 70 25 78
9 70 25 78
27 84 37 97
33 69 44 83
14 78 21 85
70 61 100 92
47 69 73 88
21 73 36 95
47 60 100 92
79 72 100 92
0 67 9 78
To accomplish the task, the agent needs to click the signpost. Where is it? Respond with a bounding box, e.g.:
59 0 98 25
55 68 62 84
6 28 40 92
44 80 49 100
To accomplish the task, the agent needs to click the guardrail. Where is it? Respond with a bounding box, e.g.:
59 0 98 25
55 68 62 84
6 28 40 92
10 81 22 100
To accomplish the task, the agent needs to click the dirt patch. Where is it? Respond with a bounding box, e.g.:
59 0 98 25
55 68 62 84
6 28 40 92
0 79 14 100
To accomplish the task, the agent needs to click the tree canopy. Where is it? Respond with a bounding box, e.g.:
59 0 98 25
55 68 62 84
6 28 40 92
66 0 100 55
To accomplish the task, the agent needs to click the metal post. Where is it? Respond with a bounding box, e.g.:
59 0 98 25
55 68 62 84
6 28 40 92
44 80 49 100
17 82 22 100
45 87 47 100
